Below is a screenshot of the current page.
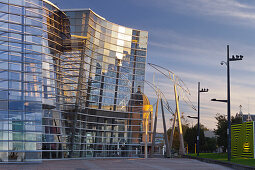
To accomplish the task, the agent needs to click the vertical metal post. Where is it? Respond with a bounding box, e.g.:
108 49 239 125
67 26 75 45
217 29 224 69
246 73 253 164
195 143 196 154
145 117 148 159
151 96 159 157
197 82 200 156
161 98 170 157
173 75 185 155
187 144 188 154
113 61 120 111
169 112 177 150
227 45 231 161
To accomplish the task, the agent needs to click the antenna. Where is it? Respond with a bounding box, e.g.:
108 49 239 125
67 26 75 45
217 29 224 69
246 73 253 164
248 98 250 114
239 105 242 114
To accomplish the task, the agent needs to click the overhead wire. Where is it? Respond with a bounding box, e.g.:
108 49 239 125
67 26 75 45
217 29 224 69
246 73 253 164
148 63 197 112
145 80 175 115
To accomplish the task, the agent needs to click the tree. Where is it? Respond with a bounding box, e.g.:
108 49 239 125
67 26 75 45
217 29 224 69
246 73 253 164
167 111 215 154
183 125 197 153
183 124 206 153
167 113 189 152
214 114 227 152
167 124 189 152
232 114 242 125
201 137 217 153
214 113 242 152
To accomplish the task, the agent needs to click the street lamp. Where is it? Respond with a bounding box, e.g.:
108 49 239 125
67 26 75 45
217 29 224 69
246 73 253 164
226 45 243 161
187 116 198 119
187 83 208 156
211 99 227 103
186 115 197 154
197 82 208 156
212 45 243 161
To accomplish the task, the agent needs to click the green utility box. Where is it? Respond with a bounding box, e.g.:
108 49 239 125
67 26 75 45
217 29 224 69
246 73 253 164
231 122 254 158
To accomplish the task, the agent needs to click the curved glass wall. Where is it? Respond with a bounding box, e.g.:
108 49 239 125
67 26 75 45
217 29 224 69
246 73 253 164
0 0 44 162
63 9 148 158
41 1 70 160
0 1 148 162
0 0 70 162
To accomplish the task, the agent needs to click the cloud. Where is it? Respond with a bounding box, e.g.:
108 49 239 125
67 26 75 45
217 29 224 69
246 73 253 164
134 0 255 27
147 28 255 75
155 0 255 18
138 0 255 130
145 56 255 130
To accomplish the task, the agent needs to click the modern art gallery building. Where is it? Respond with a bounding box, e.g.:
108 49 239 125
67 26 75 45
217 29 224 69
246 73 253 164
0 0 149 162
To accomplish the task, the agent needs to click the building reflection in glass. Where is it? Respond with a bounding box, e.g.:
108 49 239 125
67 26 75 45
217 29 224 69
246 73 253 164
0 0 148 162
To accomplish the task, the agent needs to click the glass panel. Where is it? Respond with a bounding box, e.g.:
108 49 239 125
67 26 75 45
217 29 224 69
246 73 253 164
0 80 8 89
0 61 8 69
9 101 24 111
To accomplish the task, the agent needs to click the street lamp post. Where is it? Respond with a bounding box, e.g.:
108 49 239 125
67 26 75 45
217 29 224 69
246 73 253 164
186 115 198 154
197 82 208 156
227 45 231 162
188 83 208 156
143 105 152 159
212 45 243 161
226 45 243 161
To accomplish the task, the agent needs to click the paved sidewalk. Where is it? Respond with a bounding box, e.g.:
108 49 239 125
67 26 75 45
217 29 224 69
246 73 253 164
0 158 233 170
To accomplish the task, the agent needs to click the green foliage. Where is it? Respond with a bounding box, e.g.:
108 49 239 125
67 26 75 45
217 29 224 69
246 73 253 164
214 113 228 152
167 119 217 153
214 113 243 152
231 114 242 125
183 124 213 153
189 152 227 160
201 137 217 153
167 124 189 152
189 153 255 167
167 113 190 152
184 125 199 153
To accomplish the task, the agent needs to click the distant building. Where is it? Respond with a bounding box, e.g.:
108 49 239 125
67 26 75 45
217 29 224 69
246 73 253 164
151 133 164 156
155 133 164 144
204 130 215 138
128 87 153 155
242 114 255 122
236 105 255 122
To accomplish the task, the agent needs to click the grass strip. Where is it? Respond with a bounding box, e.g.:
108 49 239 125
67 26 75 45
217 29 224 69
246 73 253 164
188 153 255 166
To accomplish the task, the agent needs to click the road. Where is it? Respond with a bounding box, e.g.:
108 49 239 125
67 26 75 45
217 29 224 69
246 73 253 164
0 158 232 170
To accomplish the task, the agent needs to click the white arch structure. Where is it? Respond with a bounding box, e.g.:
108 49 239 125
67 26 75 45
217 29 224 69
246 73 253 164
148 63 197 155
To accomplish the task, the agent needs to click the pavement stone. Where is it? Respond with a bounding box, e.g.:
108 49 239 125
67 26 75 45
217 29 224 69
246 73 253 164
0 158 233 170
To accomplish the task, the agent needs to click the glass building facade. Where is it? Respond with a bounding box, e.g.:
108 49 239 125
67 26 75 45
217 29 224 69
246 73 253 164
0 0 148 162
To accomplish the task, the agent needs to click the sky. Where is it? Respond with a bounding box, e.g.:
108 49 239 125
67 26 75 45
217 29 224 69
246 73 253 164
51 0 255 131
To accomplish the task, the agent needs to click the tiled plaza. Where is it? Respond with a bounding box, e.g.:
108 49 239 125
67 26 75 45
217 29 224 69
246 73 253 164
0 158 232 170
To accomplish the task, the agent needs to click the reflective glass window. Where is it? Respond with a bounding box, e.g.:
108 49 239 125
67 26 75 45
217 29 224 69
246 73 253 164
9 101 24 111
0 70 8 79
0 51 8 60
0 80 8 89
0 3 8 13
9 81 21 90
0 100 7 110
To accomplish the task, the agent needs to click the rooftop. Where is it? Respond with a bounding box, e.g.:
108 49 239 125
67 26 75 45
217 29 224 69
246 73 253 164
43 0 60 10
62 8 106 20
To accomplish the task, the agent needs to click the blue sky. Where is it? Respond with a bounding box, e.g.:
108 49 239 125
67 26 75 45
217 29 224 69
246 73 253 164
52 0 255 130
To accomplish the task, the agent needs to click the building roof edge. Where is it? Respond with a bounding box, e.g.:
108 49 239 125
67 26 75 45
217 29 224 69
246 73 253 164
43 0 60 10
62 8 106 20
